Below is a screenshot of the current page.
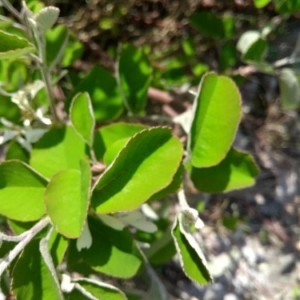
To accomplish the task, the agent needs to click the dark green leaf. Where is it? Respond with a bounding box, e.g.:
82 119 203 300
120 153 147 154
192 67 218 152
118 44 152 113
6 140 29 162
70 66 123 121
237 31 267 61
48 230 69 265
12 239 63 300
67 216 143 278
0 95 21 122
190 148 259 193
274 0 300 13
190 12 234 39
172 214 212 285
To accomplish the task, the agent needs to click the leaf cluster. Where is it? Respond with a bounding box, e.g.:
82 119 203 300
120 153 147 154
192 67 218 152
0 1 260 299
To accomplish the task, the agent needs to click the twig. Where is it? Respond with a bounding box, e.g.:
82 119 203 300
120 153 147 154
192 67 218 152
0 0 23 22
0 217 50 277
148 87 174 104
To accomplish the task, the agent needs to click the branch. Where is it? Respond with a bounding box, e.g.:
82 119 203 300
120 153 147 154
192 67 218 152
0 217 50 276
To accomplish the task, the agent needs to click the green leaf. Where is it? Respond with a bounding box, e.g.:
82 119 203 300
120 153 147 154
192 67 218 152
118 44 152 113
190 148 259 193
62 35 83 67
46 24 68 65
254 0 271 8
6 140 29 163
48 230 69 265
67 216 143 278
189 73 242 168
189 12 234 39
273 0 300 13
46 24 83 67
92 127 183 214
0 30 34 60
0 160 47 221
12 239 63 300
30 125 86 178
71 278 127 300
70 92 95 146
0 95 21 122
220 42 237 70
172 214 212 285
103 137 130 166
279 68 300 110
148 164 184 202
144 229 176 265
237 31 267 61
70 66 123 121
44 159 91 238
94 122 146 160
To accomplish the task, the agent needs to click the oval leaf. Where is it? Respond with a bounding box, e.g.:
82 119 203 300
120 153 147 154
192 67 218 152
92 127 183 214
189 72 242 167
35 6 60 33
0 30 34 60
30 125 86 178
69 66 123 121
0 160 47 221
279 68 300 110
94 122 146 160
190 148 259 193
67 216 143 278
70 92 95 146
12 239 63 300
72 278 127 300
118 44 152 113
172 214 213 285
44 160 91 238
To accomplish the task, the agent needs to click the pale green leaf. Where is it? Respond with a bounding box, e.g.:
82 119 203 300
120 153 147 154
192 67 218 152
172 214 213 285
189 72 241 167
92 127 183 214
0 160 47 221
35 6 60 33
279 68 300 110
44 159 91 238
70 92 95 146
30 125 86 178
